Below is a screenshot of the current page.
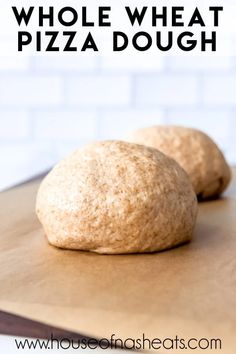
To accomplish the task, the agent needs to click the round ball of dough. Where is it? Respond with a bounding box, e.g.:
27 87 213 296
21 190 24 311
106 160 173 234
36 141 198 254
127 126 231 199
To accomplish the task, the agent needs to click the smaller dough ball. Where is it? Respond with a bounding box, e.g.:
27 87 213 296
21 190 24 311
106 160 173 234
36 141 198 254
127 126 231 199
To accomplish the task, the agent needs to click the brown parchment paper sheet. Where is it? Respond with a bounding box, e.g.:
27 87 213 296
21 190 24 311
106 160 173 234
0 170 236 353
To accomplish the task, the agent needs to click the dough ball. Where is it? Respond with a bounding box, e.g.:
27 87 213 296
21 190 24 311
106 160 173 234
127 126 231 199
36 141 198 254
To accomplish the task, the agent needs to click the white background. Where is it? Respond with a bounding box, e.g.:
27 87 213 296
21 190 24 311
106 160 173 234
0 0 236 190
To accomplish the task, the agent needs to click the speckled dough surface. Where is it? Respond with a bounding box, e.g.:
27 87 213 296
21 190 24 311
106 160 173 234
36 141 198 254
127 126 231 199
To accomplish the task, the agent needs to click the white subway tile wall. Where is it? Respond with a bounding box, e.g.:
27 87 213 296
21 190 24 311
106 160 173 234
0 53 236 189
0 76 63 106
135 74 199 106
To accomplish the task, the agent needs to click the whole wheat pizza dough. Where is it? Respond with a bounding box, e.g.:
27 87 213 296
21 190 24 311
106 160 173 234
127 126 231 199
36 140 198 254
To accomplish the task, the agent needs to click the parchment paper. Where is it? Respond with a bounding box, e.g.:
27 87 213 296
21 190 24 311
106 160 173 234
0 172 236 353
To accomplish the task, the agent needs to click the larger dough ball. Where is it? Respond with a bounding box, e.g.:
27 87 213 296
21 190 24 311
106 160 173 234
36 141 198 254
127 126 231 199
